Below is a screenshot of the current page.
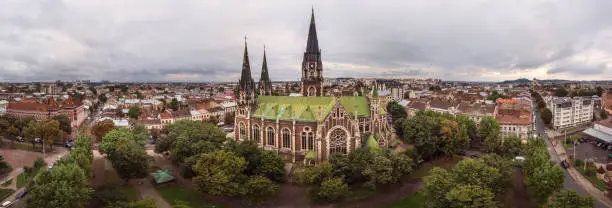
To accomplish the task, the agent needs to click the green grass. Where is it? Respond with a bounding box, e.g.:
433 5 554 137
406 156 463 180
383 191 426 208
156 186 221 208
0 188 16 201
16 173 27 188
122 185 140 201
1 179 12 187
344 188 376 202
576 168 606 191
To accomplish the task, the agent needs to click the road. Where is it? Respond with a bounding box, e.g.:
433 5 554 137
532 100 608 208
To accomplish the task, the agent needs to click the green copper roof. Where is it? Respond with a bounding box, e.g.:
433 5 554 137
253 96 370 122
151 170 175 184
366 135 381 152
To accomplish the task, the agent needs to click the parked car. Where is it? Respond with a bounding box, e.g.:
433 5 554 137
1 200 13 208
15 189 28 199
16 136 24 142
560 160 569 169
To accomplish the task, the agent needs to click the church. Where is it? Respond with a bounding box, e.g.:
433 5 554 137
234 9 390 163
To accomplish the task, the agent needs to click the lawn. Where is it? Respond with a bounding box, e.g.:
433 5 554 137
0 188 15 201
576 167 606 191
382 191 426 208
16 173 27 188
406 156 463 180
123 185 140 201
1 179 11 187
156 186 221 208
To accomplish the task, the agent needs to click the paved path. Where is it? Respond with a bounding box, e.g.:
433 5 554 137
134 179 172 208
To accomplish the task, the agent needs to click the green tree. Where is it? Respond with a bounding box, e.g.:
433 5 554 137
549 190 594 208
601 110 608 120
52 114 73 136
525 162 564 203
40 119 65 147
23 120 41 148
479 117 501 152
386 101 407 122
0 156 12 175
554 87 569 97
156 120 226 164
445 184 497 208
541 108 553 125
455 114 477 140
362 151 394 189
127 105 141 120
297 162 334 185
107 138 150 181
169 98 179 111
254 151 286 183
192 150 246 196
244 175 281 205
27 163 92 208
311 177 349 202
500 136 522 158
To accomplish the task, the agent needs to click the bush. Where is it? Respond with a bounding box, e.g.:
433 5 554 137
584 166 597 177
244 175 280 205
311 177 349 202
574 159 584 167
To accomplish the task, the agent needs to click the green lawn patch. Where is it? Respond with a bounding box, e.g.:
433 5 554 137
344 187 376 202
1 179 11 187
406 156 463 180
383 191 426 208
16 173 27 188
122 185 140 201
156 186 221 208
576 167 606 191
0 188 15 201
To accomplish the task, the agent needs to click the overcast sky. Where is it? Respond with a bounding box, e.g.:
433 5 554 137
1 0 612 82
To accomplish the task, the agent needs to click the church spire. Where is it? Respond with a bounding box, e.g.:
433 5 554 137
306 8 319 54
259 45 272 96
239 36 254 91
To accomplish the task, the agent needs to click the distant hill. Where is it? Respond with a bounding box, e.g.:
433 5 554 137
499 78 530 84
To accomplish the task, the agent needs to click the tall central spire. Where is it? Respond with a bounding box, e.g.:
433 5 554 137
239 36 254 92
306 8 319 54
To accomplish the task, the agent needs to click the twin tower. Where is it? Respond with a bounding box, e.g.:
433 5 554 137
238 8 324 105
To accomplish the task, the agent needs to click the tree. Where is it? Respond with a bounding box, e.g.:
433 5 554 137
445 184 496 208
27 163 92 208
601 110 608 120
127 106 141 120
101 128 150 181
52 115 72 136
244 175 281 205
254 151 286 183
0 156 12 175
362 151 394 189
0 119 10 136
554 87 569 97
424 167 453 208
156 120 226 164
91 120 115 142
386 101 407 122
311 177 349 202
192 150 246 196
455 115 477 140
479 117 501 152
23 120 41 148
169 98 179 111
525 162 564 203
550 190 594 208
6 125 20 142
541 108 553 125
500 136 522 158
40 119 64 147
297 162 334 185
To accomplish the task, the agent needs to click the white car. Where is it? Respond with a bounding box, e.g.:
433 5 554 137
1 201 13 208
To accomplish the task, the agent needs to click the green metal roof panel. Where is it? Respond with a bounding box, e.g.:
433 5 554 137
254 96 370 121
151 170 175 184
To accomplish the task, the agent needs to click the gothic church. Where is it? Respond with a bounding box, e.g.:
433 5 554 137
234 9 390 163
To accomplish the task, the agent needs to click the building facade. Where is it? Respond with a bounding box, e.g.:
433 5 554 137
547 96 594 130
234 10 390 163
6 97 88 129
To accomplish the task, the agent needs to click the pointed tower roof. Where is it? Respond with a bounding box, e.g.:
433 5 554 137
260 46 270 82
305 8 319 54
239 36 254 90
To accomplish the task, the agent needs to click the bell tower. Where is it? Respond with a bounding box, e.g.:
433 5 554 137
301 8 324 97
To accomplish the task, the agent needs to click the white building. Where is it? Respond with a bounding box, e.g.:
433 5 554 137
547 96 594 130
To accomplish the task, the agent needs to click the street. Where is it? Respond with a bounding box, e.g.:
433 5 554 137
532 100 608 208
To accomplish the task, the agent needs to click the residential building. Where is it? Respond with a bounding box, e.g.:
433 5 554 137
547 96 594 130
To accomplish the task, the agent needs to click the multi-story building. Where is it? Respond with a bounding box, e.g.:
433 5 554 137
547 96 594 130
6 97 88 129
456 102 496 126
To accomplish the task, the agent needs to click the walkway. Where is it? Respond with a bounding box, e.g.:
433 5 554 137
134 179 172 208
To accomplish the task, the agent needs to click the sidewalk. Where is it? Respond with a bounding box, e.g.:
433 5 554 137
551 137 612 207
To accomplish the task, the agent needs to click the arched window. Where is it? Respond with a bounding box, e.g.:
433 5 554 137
301 132 308 150
282 129 291 148
267 127 275 146
308 132 314 150
308 87 316 96
301 127 314 150
253 125 260 143
239 123 246 140
329 128 347 154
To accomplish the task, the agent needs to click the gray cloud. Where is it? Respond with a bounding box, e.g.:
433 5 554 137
1 0 612 82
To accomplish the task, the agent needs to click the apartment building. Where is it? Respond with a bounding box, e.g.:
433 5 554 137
547 96 594 130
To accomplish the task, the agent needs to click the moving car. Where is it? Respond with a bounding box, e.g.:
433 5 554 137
1 201 13 208
15 189 28 199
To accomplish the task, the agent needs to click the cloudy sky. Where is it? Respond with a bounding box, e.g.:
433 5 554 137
1 0 612 82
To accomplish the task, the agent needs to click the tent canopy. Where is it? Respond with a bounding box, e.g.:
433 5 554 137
151 170 175 184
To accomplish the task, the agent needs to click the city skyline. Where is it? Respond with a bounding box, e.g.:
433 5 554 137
1 0 612 82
